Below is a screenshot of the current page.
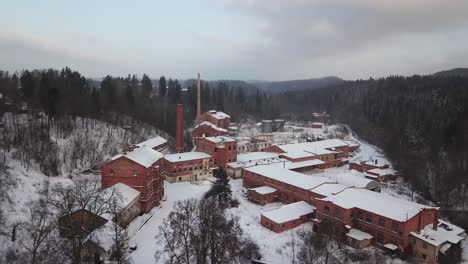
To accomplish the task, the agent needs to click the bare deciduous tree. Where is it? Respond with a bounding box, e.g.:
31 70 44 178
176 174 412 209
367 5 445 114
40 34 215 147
155 197 253 264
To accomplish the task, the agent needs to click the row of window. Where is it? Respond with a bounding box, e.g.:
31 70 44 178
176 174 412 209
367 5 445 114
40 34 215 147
322 205 400 232
109 169 139 176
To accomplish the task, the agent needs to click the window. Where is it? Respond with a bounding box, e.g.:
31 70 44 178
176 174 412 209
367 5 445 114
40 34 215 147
334 208 341 219
133 170 138 176
423 242 427 249
366 214 372 223
324 206 330 215
391 222 399 232
422 254 426 260
378 218 385 227
357 211 363 220
109 169 115 176
178 177 182 181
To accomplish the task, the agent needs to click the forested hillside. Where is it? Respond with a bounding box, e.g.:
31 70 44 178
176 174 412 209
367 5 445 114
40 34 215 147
275 75 468 227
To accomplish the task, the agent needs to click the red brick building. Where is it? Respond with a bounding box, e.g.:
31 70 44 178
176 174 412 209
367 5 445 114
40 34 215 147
247 186 278 205
135 136 168 152
313 188 438 254
161 152 212 182
348 159 398 182
242 165 332 205
261 201 315 233
101 146 164 213
263 139 354 168
312 122 323 128
196 110 231 129
195 136 237 171
192 121 228 138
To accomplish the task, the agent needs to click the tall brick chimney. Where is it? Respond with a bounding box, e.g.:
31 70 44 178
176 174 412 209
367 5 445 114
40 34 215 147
176 104 184 153
197 73 201 118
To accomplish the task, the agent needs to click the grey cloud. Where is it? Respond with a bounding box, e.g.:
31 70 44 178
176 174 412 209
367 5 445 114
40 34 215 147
220 0 468 79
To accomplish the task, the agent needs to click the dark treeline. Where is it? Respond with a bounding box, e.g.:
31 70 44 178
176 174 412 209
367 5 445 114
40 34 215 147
0 68 279 137
275 75 468 226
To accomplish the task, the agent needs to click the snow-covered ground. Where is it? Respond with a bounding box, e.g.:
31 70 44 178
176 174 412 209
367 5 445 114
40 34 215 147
129 181 212 263
127 122 432 264
2 118 465 264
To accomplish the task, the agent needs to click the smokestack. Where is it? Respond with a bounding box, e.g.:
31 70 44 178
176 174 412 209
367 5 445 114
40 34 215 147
197 73 201 118
176 104 184 153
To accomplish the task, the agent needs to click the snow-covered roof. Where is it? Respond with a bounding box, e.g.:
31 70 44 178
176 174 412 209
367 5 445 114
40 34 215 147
320 188 435 222
227 156 285 169
89 221 114 252
410 220 465 247
194 121 227 132
237 152 280 163
341 140 360 148
104 183 140 209
277 139 348 154
164 152 211 162
309 183 349 197
136 136 167 149
346 229 373 241
204 136 236 143
286 159 324 170
362 158 387 167
384 243 398 251
367 168 397 176
262 201 315 224
331 172 377 188
207 110 230 119
110 146 163 168
245 166 331 190
250 186 277 195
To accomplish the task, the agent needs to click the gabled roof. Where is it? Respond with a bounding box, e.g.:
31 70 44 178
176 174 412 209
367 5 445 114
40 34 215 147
319 188 435 222
110 146 163 168
194 121 227 132
207 110 230 120
244 165 331 190
103 183 140 209
136 136 167 149
262 201 316 224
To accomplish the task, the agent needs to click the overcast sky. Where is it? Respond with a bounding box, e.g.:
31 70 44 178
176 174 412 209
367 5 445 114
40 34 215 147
1 0 468 81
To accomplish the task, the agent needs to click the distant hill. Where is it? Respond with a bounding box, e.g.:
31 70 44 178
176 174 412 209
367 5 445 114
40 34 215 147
183 79 260 94
433 68 468 77
249 76 344 93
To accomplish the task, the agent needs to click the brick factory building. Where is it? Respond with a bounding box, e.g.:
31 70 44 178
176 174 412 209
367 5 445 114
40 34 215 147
314 188 439 255
161 152 212 182
348 158 398 182
242 165 332 205
263 139 356 167
101 145 164 213
134 136 168 152
247 186 278 205
261 201 316 233
195 136 237 171
192 121 228 138
196 110 231 129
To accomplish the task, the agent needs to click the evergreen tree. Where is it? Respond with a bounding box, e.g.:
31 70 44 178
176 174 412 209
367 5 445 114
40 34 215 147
159 76 167 96
204 170 232 209
141 74 152 98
